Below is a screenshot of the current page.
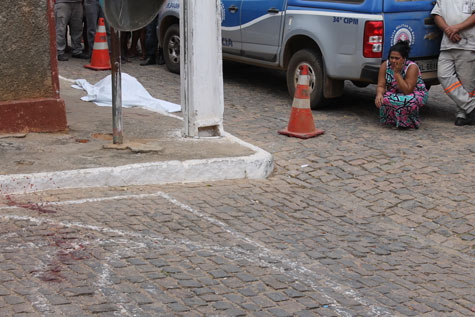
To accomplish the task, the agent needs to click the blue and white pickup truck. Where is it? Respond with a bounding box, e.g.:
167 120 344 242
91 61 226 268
157 0 441 108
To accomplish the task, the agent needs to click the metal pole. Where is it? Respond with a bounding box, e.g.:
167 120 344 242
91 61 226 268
110 27 123 144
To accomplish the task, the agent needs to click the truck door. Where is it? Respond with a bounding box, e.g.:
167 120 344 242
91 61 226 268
383 0 442 82
222 0 243 55
240 0 287 62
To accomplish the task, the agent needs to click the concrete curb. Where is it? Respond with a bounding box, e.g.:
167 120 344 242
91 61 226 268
0 132 274 195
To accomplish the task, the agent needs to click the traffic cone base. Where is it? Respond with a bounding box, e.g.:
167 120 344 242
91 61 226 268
278 64 324 139
279 108 324 139
278 128 324 139
85 18 111 71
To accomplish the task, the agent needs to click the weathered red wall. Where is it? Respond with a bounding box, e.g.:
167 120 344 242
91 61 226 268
0 0 67 133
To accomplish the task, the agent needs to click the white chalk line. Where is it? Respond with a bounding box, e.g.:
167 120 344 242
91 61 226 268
0 193 166 211
95 256 131 317
2 212 350 314
156 192 392 317
59 75 75 83
0 192 391 316
0 212 367 316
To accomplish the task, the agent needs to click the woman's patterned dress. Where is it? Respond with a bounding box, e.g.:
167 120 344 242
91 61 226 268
380 60 428 129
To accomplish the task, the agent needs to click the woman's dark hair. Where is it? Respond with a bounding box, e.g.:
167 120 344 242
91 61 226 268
388 40 411 59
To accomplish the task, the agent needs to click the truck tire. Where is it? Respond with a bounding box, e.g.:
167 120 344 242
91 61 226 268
286 49 325 109
163 24 180 74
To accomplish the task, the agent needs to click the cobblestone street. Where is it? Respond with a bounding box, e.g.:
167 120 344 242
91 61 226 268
0 58 474 316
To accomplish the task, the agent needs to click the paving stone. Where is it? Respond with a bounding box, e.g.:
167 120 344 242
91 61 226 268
284 289 304 298
178 279 202 288
129 293 154 305
45 295 71 306
213 301 234 310
88 303 118 313
209 269 230 279
182 297 207 307
265 292 289 302
0 286 10 296
294 310 320 317
223 294 247 304
223 308 247 316
64 287 95 297
238 287 258 297
168 303 190 312
5 296 24 305
251 296 275 308
236 273 257 282
267 307 292 317
240 302 260 311
297 298 320 309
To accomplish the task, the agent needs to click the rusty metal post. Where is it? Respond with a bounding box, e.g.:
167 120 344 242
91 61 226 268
110 27 123 144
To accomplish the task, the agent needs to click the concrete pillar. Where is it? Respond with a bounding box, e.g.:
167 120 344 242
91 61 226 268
0 0 67 133
180 0 224 137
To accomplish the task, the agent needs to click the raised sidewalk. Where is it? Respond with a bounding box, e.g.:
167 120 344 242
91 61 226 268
0 79 273 195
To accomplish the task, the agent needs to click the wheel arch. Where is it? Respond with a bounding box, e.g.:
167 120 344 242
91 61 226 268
283 34 344 100
282 35 322 70
158 15 179 47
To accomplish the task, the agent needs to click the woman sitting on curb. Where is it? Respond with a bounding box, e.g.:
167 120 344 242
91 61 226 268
375 40 429 129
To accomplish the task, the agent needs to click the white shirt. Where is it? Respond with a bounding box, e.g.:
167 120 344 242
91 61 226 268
431 0 475 51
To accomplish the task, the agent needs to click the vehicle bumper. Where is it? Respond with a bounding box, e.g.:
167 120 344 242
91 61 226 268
360 65 380 84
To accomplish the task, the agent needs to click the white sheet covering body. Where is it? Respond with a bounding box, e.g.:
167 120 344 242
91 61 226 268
73 73 181 113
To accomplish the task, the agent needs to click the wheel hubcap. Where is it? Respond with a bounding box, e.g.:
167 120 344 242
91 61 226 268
294 62 316 93
168 35 180 64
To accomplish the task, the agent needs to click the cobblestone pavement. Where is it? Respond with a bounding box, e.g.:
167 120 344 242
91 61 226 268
0 57 473 316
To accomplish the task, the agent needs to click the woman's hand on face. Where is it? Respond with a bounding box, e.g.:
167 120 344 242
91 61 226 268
391 59 404 74
375 94 383 108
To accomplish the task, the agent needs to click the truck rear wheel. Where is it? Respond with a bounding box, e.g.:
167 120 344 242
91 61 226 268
163 24 180 74
286 49 325 109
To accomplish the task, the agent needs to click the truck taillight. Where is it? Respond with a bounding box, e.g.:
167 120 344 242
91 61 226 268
364 21 383 58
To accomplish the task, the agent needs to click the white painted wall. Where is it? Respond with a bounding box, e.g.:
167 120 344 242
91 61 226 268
180 0 224 137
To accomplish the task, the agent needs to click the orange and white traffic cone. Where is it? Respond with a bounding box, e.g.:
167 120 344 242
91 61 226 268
278 65 324 139
84 18 111 70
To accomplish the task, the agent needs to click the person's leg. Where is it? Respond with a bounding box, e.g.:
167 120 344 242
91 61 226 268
139 28 146 59
140 15 158 65
438 50 475 121
395 94 421 129
453 50 475 117
380 93 397 126
156 19 165 65
82 13 89 54
84 0 99 57
121 32 130 63
128 29 142 57
69 2 85 56
55 2 69 58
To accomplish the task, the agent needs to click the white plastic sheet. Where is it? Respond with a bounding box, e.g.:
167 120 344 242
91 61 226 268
72 73 181 113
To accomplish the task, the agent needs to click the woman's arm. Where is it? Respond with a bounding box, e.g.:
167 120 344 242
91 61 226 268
393 63 418 95
375 61 386 108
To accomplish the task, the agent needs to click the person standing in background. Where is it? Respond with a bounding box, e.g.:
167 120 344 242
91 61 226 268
84 0 110 59
55 0 88 61
140 15 165 66
431 0 475 126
